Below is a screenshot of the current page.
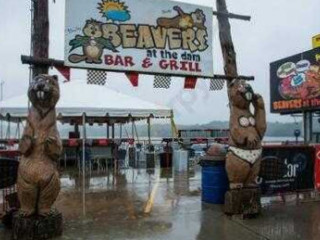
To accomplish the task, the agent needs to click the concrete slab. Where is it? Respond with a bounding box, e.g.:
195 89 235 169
1 166 320 239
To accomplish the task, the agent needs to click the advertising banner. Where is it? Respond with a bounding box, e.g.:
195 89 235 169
313 34 320 49
65 0 213 77
313 144 320 190
259 146 314 195
270 48 320 113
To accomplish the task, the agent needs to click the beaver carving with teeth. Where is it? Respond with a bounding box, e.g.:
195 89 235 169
226 80 266 189
17 74 62 216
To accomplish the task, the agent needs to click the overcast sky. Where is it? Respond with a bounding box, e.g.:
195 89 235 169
0 0 319 125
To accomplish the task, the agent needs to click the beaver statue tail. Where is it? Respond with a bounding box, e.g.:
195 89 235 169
68 54 87 63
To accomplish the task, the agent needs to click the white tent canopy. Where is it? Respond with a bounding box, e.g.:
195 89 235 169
0 81 172 120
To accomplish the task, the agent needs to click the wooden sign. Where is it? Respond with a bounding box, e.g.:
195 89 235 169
64 0 214 77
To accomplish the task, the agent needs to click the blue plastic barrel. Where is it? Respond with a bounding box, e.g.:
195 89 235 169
200 159 229 204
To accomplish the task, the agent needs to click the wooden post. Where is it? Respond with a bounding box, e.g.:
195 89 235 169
32 0 49 77
216 0 238 79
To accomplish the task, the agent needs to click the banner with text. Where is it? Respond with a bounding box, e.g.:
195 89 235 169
259 146 314 195
65 0 213 77
270 47 320 113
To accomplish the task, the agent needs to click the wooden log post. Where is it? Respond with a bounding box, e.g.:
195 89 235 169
216 0 263 217
32 0 49 78
216 0 238 80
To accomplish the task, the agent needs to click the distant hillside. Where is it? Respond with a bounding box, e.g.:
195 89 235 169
178 121 304 137
0 120 308 138
67 121 305 138
180 120 304 137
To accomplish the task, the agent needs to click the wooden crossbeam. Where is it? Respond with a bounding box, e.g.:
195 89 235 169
21 55 64 67
212 10 251 21
21 55 254 81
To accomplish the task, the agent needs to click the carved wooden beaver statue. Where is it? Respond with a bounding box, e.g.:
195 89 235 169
226 80 266 189
17 74 62 216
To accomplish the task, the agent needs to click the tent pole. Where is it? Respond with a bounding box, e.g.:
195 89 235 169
170 110 177 139
147 118 151 145
16 119 21 139
0 80 3 141
120 123 123 139
6 117 11 140
112 124 115 139
133 122 140 143
106 121 110 139
131 119 134 139
82 113 86 216
75 123 79 136
0 118 2 141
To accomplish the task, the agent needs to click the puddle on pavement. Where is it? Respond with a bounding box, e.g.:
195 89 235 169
54 165 201 239
2 164 320 239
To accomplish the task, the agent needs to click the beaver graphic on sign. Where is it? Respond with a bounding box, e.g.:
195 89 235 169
68 19 118 64
157 6 206 30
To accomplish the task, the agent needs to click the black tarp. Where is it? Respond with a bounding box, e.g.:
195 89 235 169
259 146 314 195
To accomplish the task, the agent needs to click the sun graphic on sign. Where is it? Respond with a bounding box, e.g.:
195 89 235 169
98 0 131 22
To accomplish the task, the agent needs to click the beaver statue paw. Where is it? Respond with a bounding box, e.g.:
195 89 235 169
19 135 34 156
19 208 36 217
38 208 55 217
246 135 259 149
45 136 57 144
45 136 57 151
253 94 264 109
45 136 60 160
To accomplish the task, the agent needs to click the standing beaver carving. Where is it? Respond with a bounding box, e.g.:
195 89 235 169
226 80 266 189
17 74 62 216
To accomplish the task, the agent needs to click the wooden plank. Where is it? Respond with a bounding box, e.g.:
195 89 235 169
21 55 64 67
21 55 254 81
212 10 251 21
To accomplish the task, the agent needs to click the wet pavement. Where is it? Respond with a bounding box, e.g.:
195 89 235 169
1 164 320 239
